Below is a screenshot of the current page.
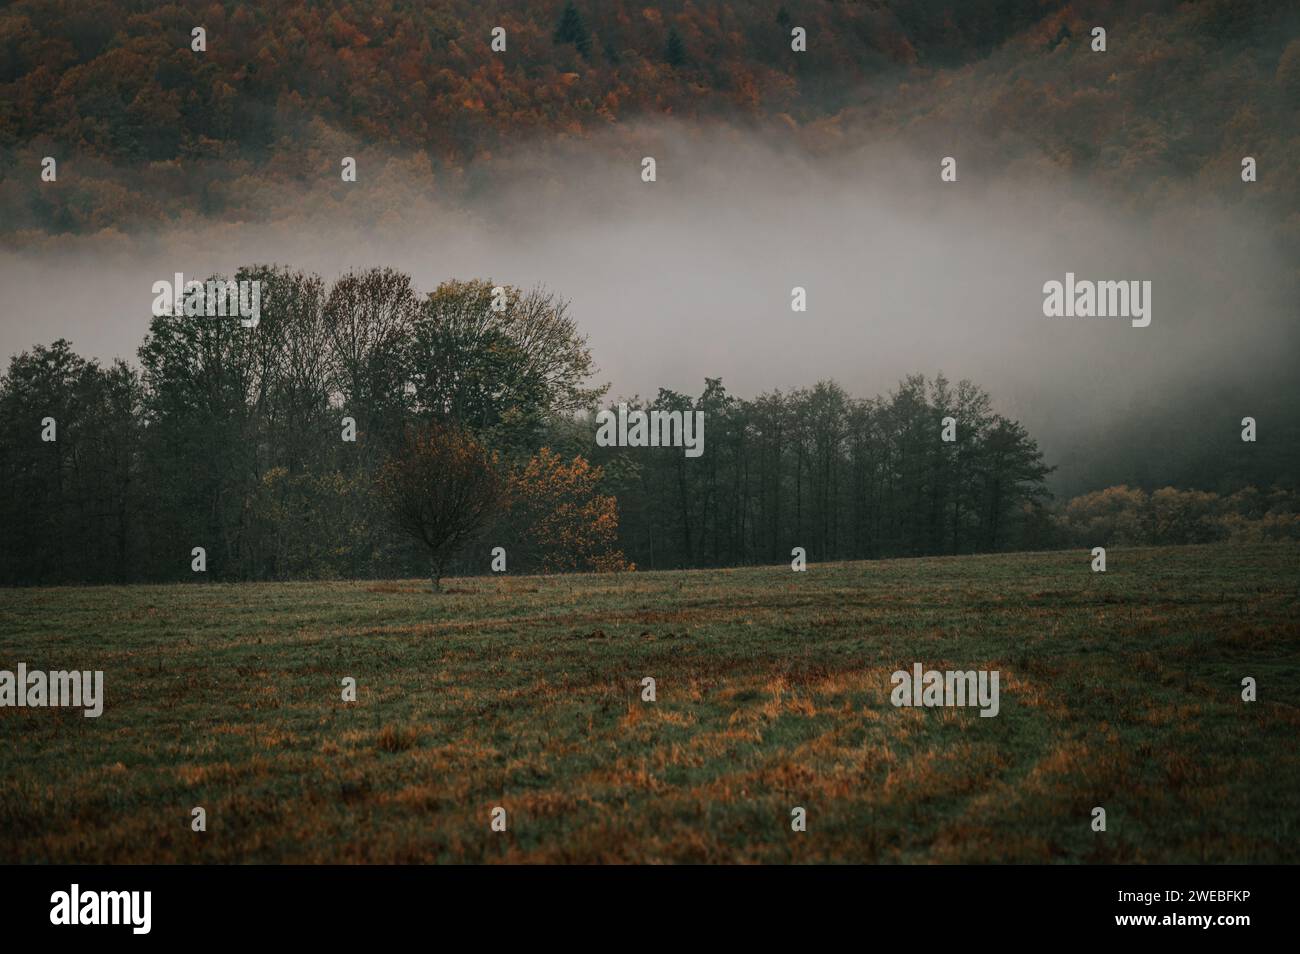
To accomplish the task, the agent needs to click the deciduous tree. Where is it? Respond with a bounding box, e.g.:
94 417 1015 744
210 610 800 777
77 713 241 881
376 421 503 591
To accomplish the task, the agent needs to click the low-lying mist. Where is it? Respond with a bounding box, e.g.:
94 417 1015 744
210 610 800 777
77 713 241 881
2 119 1294 494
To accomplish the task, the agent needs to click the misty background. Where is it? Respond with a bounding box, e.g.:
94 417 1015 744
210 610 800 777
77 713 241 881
2 120 1295 495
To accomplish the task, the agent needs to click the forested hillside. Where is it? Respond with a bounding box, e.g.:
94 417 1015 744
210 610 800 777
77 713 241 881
0 0 1063 164
2 0 1296 247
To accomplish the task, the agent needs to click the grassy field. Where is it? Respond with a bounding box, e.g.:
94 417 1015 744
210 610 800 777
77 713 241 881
1 543 1297 864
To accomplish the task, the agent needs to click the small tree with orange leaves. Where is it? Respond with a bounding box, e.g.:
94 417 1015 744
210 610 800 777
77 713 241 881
376 421 503 591
503 448 632 573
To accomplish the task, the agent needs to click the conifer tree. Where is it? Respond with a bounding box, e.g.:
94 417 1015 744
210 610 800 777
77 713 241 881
554 2 592 59
665 26 686 66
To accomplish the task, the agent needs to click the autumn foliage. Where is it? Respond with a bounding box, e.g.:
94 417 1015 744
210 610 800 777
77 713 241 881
376 425 630 584
11 1 1293 240
501 447 632 573
1059 484 1300 546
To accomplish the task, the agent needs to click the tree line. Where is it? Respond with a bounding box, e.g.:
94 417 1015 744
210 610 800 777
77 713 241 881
577 375 1055 570
0 268 616 584
0 265 1062 585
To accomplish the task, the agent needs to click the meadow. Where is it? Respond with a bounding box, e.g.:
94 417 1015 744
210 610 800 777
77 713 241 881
1 543 1297 864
